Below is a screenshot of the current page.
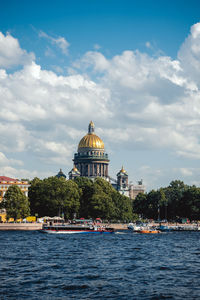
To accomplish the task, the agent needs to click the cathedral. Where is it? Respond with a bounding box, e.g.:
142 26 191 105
70 121 109 179
65 121 145 199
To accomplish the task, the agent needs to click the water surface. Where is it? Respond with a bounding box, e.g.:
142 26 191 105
0 231 200 299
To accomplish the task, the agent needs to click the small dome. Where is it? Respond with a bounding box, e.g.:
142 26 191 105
78 121 104 150
56 169 66 178
117 166 128 176
121 166 126 173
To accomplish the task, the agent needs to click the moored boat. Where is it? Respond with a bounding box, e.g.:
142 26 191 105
128 223 142 232
138 229 161 234
40 223 115 234
158 225 173 232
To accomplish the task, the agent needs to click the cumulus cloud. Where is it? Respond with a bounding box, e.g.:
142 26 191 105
39 30 70 55
0 32 34 68
178 22 200 87
75 25 200 164
1 24 200 189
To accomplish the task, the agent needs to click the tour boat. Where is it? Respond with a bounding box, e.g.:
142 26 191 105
40 223 115 234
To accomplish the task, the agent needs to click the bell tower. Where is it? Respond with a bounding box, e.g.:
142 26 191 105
116 166 129 196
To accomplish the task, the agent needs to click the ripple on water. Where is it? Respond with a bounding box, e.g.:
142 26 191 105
0 231 200 299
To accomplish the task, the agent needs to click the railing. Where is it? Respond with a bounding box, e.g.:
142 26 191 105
74 153 109 159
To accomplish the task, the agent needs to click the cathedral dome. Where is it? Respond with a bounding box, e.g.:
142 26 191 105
78 121 104 150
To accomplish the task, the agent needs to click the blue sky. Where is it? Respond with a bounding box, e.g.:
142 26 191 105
0 0 200 191
1 0 200 62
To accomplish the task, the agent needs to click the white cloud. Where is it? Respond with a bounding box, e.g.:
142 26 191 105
178 22 200 87
0 32 34 68
39 30 70 55
1 24 200 189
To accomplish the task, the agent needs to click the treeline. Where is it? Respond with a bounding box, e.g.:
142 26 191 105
1 178 199 222
29 176 133 221
134 180 200 221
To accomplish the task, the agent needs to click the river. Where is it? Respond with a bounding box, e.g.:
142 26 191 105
0 230 200 299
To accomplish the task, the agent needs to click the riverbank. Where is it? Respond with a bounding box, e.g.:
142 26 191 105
0 223 128 231
0 222 199 231
0 223 42 230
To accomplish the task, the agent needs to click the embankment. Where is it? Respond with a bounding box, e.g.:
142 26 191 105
0 223 42 230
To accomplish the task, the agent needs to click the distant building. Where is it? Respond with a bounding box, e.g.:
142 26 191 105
68 121 145 199
0 176 30 222
112 167 145 199
116 166 130 197
129 180 145 200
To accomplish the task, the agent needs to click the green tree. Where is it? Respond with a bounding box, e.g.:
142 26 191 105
74 177 94 217
112 192 133 221
133 193 147 217
180 186 200 220
133 189 167 220
75 176 133 221
163 180 188 220
29 177 81 218
62 180 81 219
1 185 30 221
90 182 114 219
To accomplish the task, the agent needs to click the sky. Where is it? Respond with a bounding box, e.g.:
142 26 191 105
0 0 200 191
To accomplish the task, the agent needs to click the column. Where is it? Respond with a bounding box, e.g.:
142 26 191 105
92 163 94 176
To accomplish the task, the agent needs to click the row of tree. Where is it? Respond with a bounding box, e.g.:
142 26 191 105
1 178 200 221
29 176 133 221
133 180 200 221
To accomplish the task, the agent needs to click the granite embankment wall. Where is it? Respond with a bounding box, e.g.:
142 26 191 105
0 223 43 230
0 223 127 230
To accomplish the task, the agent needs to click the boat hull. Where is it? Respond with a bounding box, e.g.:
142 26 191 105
40 225 115 234
138 230 161 234
40 230 113 234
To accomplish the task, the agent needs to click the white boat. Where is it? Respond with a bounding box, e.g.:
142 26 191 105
40 223 115 234
128 222 147 232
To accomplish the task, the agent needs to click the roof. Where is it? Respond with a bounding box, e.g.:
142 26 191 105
78 121 105 150
0 176 17 182
56 169 66 179
78 133 104 150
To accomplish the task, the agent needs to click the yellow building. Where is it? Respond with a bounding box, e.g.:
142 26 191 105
0 176 30 222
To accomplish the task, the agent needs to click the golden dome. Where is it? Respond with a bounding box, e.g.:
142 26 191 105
78 133 104 150
121 166 126 173
78 121 104 150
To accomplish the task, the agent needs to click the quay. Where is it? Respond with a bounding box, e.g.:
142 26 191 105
0 223 42 230
0 223 126 231
0 223 127 231
0 222 199 231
